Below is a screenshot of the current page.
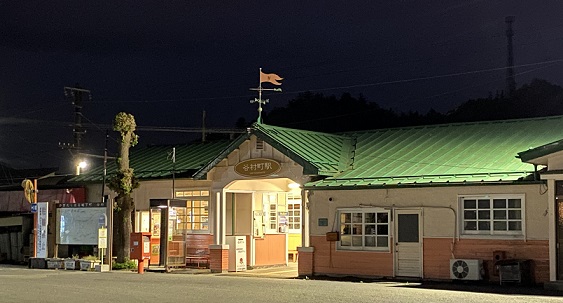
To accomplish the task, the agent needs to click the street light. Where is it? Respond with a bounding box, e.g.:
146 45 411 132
76 160 88 175
77 130 116 271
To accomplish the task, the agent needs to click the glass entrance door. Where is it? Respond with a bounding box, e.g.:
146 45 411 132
149 207 161 266
149 199 188 269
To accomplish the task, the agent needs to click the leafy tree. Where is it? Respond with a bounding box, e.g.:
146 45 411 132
107 112 139 263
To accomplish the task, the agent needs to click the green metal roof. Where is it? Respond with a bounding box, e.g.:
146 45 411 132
253 123 353 175
69 116 563 188
193 123 353 178
517 138 563 164
71 140 233 182
307 115 563 189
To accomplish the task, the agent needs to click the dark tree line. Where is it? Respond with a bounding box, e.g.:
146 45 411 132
241 79 563 133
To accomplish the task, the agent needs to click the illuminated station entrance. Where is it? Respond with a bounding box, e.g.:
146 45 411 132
134 125 317 272
219 178 303 267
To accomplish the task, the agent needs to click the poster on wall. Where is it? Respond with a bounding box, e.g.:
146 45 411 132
253 211 264 238
36 202 48 258
278 212 288 233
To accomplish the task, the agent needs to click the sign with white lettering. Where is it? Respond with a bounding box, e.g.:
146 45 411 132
98 228 107 249
36 202 49 258
234 158 281 178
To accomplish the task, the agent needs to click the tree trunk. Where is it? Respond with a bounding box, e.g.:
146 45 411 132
109 112 138 264
114 194 133 263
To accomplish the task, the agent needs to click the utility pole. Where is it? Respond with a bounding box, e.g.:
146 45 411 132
505 16 516 97
61 86 92 172
65 85 91 150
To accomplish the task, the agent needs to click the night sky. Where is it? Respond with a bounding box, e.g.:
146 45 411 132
1 1 562 172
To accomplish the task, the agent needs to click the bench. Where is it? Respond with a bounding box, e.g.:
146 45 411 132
288 250 298 262
186 248 209 268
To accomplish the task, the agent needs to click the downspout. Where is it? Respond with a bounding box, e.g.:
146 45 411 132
418 205 458 259
302 189 309 248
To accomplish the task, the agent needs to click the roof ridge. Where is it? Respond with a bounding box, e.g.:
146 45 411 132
139 140 232 149
339 115 563 135
326 171 534 181
254 122 347 138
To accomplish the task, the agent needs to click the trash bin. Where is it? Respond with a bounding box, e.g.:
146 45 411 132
497 259 531 285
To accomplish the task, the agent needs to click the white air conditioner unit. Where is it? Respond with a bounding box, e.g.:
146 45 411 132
450 259 483 280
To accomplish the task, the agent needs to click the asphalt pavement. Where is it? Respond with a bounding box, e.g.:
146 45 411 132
1 264 563 303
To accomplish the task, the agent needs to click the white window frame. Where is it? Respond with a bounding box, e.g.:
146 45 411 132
337 207 391 252
174 189 210 234
287 193 301 233
263 193 279 234
459 194 525 238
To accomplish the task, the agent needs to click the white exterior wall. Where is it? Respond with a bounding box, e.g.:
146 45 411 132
208 136 306 190
308 183 548 240
84 179 213 211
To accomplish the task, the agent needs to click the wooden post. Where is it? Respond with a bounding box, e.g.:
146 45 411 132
33 179 38 258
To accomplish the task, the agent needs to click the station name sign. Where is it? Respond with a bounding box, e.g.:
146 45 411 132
234 158 281 178
57 202 106 208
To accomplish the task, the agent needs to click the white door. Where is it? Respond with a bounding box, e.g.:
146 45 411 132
394 210 422 277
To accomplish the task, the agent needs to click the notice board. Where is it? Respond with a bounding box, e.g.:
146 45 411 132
56 203 106 245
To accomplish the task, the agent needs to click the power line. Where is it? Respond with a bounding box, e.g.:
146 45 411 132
283 59 563 95
277 64 560 127
87 59 563 105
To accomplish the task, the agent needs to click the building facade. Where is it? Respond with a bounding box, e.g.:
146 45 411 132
75 115 563 283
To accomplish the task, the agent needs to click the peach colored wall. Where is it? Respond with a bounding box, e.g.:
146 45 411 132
311 236 394 277
424 238 549 283
254 234 286 266
309 235 549 283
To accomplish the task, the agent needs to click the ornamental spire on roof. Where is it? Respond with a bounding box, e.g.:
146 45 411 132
250 68 283 124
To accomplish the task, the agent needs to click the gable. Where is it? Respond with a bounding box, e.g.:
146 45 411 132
253 123 353 175
194 123 353 178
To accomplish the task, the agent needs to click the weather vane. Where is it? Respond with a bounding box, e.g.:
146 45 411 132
250 68 283 124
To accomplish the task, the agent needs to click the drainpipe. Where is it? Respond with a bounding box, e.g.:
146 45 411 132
214 192 220 245
302 189 310 247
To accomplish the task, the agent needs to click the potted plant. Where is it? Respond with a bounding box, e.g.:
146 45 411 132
79 255 101 271
63 254 80 270
46 258 64 269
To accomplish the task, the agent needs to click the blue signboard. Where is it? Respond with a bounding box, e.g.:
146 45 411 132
31 203 37 213
98 214 106 228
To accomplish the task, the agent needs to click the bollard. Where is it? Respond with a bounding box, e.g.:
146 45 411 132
138 259 144 274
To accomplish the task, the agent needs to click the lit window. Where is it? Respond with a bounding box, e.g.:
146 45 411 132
174 190 210 232
287 193 301 232
338 208 390 251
